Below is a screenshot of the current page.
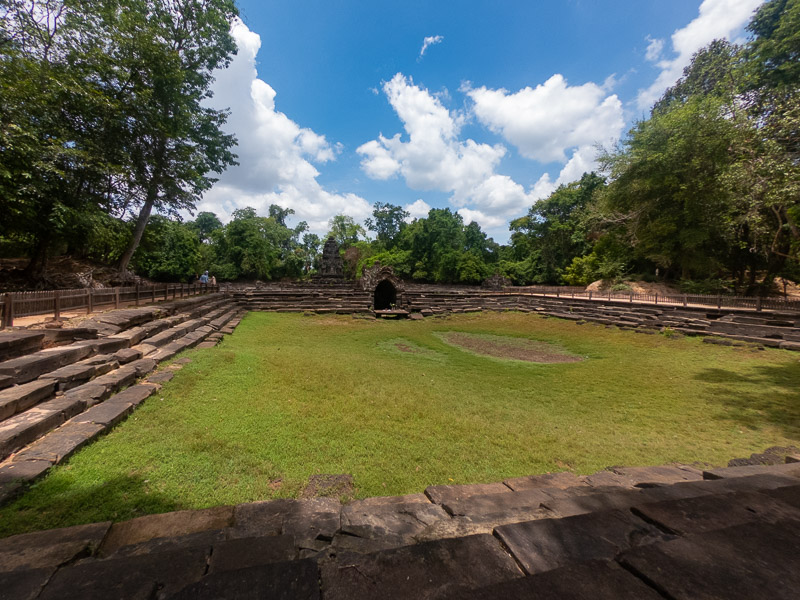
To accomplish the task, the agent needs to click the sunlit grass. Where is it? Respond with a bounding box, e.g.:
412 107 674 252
2 311 799 537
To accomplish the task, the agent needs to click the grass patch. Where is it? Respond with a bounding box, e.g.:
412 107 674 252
2 311 799 537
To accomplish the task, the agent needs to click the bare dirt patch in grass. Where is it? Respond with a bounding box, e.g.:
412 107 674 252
439 331 583 363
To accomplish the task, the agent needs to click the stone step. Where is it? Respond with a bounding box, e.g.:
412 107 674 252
0 331 46 363
0 358 156 462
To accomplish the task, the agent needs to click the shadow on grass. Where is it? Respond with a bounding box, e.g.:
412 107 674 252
694 363 800 439
0 474 184 539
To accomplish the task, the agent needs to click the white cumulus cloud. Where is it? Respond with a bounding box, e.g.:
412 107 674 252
198 19 371 232
405 199 432 220
645 35 665 62
466 75 624 164
419 35 444 59
357 73 541 234
637 0 765 110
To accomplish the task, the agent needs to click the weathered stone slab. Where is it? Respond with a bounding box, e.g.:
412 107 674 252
99 506 234 555
611 464 703 486
540 488 644 518
0 567 54 600
582 470 637 488
0 344 94 385
112 347 142 364
69 399 132 428
441 488 555 525
0 379 56 421
503 471 587 492
761 484 800 510
451 559 664 600
321 534 522 600
63 383 109 408
619 520 800 600
231 497 341 542
147 370 174 384
0 521 111 573
71 364 136 397
126 357 157 377
425 482 511 506
171 558 320 600
196 341 217 349
38 546 209 600
679 472 800 495
495 509 669 575
39 359 117 392
633 490 800 535
341 498 449 544
0 332 45 363
108 383 158 407
0 396 83 460
703 462 800 480
207 535 296 573
0 458 52 495
13 421 105 464
0 375 13 391
101 528 227 559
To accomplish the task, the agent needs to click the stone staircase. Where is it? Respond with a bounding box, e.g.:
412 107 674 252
233 283 373 314
1 460 799 599
0 293 244 504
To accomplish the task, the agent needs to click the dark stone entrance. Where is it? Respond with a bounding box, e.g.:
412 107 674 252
374 280 397 310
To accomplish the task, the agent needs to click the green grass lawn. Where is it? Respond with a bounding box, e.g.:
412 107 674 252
2 311 799 537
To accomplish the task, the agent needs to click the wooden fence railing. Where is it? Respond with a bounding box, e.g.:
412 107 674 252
508 286 800 313
1 283 220 329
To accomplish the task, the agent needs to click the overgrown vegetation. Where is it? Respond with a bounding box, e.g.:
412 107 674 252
1 0 798 291
1 311 798 537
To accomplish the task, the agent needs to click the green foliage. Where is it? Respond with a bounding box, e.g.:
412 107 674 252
3 311 799 536
131 216 201 281
327 214 366 249
364 202 409 249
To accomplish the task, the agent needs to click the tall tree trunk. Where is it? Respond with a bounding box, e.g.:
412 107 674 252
117 180 158 275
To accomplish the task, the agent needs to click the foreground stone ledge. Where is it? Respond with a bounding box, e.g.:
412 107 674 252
618 520 800 600
494 509 670 575
0 521 111 573
448 559 665 600
99 506 235 556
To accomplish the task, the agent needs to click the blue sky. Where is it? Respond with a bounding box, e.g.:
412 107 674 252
198 0 765 242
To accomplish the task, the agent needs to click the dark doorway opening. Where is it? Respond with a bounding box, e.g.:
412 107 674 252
374 280 397 310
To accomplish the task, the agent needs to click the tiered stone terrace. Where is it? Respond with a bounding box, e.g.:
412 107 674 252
1 283 799 598
0 293 244 504
234 282 800 350
1 460 799 598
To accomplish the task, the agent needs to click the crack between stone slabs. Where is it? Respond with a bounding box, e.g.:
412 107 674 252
490 529 528 577
628 507 681 536
616 557 677 600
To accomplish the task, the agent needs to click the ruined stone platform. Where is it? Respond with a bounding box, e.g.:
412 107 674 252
2 460 799 599
0 294 245 504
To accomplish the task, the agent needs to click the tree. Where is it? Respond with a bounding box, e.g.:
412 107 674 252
327 214 366 248
509 173 604 283
112 0 239 275
365 202 409 249
190 211 223 243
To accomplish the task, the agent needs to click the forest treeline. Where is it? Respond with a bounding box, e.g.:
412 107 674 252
1 0 798 294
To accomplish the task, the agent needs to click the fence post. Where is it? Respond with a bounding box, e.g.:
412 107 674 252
53 290 61 320
135 284 140 307
717 295 722 310
88 289 94 314
655 293 658 305
756 295 762 312
180 284 184 298
683 294 687 307
630 292 633 303
2 293 13 329
114 288 120 309
556 288 559 298
588 291 592 301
